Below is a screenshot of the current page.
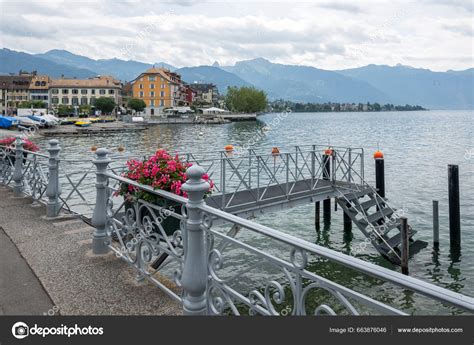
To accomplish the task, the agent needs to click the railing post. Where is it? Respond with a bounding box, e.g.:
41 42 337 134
12 136 24 197
46 139 62 217
311 144 316 188
220 154 226 210
348 148 352 182
181 164 210 315
91 148 111 254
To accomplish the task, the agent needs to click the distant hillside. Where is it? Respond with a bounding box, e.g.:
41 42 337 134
35 49 175 81
223 58 391 104
337 64 474 109
1 47 472 108
0 48 96 78
176 66 252 92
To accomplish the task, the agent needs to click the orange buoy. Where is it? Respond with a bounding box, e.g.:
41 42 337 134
324 148 333 156
271 147 280 155
90 145 97 152
373 150 384 159
224 144 234 152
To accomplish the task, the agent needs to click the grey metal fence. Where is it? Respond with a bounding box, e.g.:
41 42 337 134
1 138 473 315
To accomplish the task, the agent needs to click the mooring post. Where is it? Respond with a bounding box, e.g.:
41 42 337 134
91 148 111 255
448 165 461 250
181 164 210 315
315 201 320 232
323 150 331 221
400 217 409 275
374 150 385 198
433 200 439 248
343 203 352 233
46 139 62 217
12 136 24 197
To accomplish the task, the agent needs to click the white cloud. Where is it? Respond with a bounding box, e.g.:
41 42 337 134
0 0 472 71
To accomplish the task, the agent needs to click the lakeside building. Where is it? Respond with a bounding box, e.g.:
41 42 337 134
190 83 219 106
29 74 51 107
49 75 123 112
130 67 183 116
0 72 33 115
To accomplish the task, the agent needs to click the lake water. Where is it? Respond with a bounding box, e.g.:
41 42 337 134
36 110 474 314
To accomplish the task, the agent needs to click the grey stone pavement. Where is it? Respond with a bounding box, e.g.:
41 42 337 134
0 185 181 315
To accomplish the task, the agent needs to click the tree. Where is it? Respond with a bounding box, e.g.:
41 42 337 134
79 104 92 116
57 104 73 116
18 100 47 108
94 97 116 114
127 98 146 113
225 86 267 113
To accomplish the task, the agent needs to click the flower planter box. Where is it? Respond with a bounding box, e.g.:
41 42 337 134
125 197 182 237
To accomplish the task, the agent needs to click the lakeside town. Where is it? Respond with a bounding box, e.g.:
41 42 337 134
1 66 428 126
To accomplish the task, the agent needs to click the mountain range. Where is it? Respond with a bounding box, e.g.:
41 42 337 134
0 48 472 109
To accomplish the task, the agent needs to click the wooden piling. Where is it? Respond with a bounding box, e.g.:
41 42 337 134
323 153 331 221
432 200 439 248
448 165 461 249
400 217 409 275
343 204 352 233
315 202 320 232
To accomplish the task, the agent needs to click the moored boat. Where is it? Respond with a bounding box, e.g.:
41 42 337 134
75 120 92 127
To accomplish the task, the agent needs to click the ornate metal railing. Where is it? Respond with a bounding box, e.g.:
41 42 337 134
182 145 364 211
89 148 473 316
2 138 473 315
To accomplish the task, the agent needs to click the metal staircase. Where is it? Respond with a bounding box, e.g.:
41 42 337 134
335 185 427 265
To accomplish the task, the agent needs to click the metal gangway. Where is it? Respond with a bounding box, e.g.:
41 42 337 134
184 145 427 264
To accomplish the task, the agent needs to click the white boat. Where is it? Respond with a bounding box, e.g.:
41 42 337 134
17 116 42 128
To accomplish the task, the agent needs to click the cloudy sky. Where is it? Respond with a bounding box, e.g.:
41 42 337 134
0 0 472 71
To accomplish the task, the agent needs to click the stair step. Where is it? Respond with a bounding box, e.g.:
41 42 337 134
344 188 373 201
352 197 385 212
383 229 417 248
378 220 401 236
363 207 394 224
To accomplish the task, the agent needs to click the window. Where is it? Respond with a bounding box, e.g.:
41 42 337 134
81 89 87 94
40 81 46 86
62 89 69 94
161 77 164 82
161 84 165 89
62 97 69 104
90 97 96 105
51 97 59 104
99 89 106 95
160 91 165 97
149 76 155 81
150 91 155 97
51 89 59 94
150 100 154 107
72 97 79 105
139 91 144 97
160 100 164 106
91 89 96 95
80 98 87 105
150 84 155 89
108 89 114 94
72 89 79 94
35 81 40 86
139 84 143 89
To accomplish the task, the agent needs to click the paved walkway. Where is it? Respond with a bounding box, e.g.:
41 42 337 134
0 185 181 315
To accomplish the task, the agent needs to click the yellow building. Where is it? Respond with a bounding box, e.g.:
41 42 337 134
131 67 182 116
